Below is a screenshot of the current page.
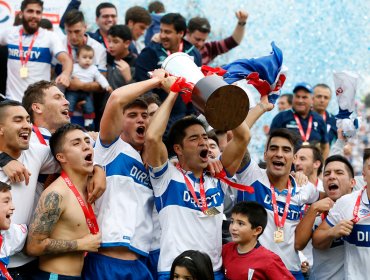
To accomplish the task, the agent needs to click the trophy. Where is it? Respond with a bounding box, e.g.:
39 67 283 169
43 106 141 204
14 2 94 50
161 53 249 131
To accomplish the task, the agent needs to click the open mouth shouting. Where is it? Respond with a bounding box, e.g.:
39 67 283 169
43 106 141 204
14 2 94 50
19 130 30 143
199 149 209 162
272 160 285 170
328 183 339 192
61 108 70 119
84 153 93 165
136 126 145 138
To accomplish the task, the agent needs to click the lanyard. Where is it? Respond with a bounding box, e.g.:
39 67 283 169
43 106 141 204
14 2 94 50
322 112 327 123
352 186 370 224
61 171 99 234
293 114 313 142
102 35 109 51
19 29 38 67
214 170 254 193
164 41 184 56
67 36 87 57
270 180 292 229
32 125 47 145
0 236 12 280
176 164 207 212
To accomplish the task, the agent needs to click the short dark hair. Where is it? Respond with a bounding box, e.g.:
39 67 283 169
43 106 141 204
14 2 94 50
40 18 52 30
108 25 132 41
207 130 219 146
325 154 354 178
280 93 293 105
267 128 298 153
49 123 85 162
170 250 214 280
125 6 151 26
232 201 267 237
21 0 43 12
123 98 148 113
95 2 117 18
297 145 323 176
188 17 211 34
363 148 370 165
313 83 332 93
0 182 11 192
64 10 85 27
160 13 186 35
0 100 23 123
22 80 56 123
148 1 165 13
168 116 206 149
142 93 161 107
77 45 94 57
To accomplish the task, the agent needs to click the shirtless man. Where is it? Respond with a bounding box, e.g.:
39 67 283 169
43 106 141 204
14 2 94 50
26 124 101 279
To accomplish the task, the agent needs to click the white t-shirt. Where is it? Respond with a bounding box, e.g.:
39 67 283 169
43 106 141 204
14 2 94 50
0 26 66 101
236 160 320 272
93 136 154 256
149 161 228 273
0 224 27 268
326 189 370 280
0 141 59 267
71 63 109 89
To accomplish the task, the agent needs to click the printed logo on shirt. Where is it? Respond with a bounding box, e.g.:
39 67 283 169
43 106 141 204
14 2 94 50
360 208 370 215
345 224 370 247
8 44 52 64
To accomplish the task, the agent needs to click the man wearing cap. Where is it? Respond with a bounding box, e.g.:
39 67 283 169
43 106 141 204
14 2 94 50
270 82 329 160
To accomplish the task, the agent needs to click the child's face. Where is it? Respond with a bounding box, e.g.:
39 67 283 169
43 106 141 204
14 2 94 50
78 50 94 69
173 266 194 280
229 213 259 245
0 190 15 230
107 35 129 58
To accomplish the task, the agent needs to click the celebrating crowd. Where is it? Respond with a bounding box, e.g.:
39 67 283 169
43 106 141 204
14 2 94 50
0 0 369 279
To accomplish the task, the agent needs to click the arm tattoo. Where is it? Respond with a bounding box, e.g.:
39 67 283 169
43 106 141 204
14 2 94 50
28 191 78 254
238 150 251 171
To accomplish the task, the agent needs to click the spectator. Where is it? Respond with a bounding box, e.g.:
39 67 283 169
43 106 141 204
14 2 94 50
145 1 165 47
278 93 293 111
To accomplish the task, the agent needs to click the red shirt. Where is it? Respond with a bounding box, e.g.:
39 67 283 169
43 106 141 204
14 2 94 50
222 242 294 280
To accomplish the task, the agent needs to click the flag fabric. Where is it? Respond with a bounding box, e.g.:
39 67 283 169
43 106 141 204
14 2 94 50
222 42 287 104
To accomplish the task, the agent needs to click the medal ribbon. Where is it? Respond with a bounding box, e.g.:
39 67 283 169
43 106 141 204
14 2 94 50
165 41 183 56
61 171 99 234
0 236 12 279
322 112 327 123
293 114 313 142
32 125 47 145
270 180 292 229
214 170 254 193
67 36 87 57
352 186 370 224
19 29 38 67
176 164 207 212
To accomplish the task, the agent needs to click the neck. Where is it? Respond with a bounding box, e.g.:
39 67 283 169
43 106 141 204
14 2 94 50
299 110 310 119
267 171 290 191
314 109 325 115
170 40 182 54
309 173 318 186
115 49 129 60
0 145 22 159
34 120 56 134
62 167 89 194
237 240 257 254
178 160 203 179
99 29 108 38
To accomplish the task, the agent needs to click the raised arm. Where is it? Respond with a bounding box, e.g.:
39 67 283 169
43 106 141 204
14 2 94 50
99 74 164 145
231 10 248 44
145 74 178 168
26 190 101 256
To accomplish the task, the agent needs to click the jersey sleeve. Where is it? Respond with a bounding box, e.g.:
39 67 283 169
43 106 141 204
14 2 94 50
2 224 28 257
94 66 110 88
326 196 346 227
266 252 295 279
94 44 107 72
149 160 173 196
48 30 67 58
297 182 320 205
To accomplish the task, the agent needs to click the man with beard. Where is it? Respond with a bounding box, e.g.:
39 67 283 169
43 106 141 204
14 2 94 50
296 155 355 279
0 0 72 102
0 100 59 279
145 72 251 280
135 13 201 139
82 75 167 279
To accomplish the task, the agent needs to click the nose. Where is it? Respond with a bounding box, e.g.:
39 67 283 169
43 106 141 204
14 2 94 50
10 201 15 211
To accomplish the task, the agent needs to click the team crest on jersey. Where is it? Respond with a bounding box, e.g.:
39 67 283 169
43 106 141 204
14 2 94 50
360 208 370 215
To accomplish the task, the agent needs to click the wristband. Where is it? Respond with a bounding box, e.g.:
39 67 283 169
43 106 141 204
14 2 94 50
238 21 246 26
0 152 15 168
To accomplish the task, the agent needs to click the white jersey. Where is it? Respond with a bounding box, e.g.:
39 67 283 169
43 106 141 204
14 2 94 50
0 224 27 268
326 189 370 280
0 26 66 101
94 136 154 256
236 160 320 272
72 63 109 89
0 141 58 267
55 34 107 73
310 216 344 280
149 161 228 273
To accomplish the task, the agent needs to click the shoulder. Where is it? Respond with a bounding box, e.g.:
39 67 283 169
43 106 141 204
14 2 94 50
311 111 325 122
87 35 105 51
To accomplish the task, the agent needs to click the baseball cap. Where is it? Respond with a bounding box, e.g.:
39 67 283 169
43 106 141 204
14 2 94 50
293 82 313 94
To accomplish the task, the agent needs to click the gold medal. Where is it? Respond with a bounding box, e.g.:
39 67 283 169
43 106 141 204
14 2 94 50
20 66 28 78
203 207 221 216
274 227 284 243
302 141 310 146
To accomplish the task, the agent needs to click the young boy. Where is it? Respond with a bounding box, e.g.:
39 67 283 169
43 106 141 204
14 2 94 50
0 182 27 279
222 201 294 280
66 45 112 130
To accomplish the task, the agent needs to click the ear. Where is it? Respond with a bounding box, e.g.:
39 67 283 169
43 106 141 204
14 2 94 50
313 160 321 170
124 40 131 48
127 20 133 28
253 226 263 237
178 30 184 38
31 103 42 115
56 153 67 164
0 126 4 136
350 178 356 191
173 144 183 156
263 151 267 161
